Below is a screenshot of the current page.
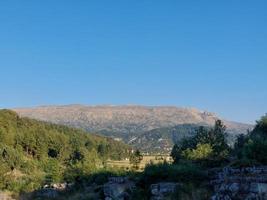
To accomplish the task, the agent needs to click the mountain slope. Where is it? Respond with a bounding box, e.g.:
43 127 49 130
13 105 253 152
0 109 129 194
129 124 200 154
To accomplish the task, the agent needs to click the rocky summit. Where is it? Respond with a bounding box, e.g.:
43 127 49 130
14 105 252 134
13 105 253 153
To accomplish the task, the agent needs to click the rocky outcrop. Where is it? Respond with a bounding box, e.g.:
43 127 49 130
103 177 135 200
43 182 72 190
210 167 267 200
150 182 180 200
34 182 73 199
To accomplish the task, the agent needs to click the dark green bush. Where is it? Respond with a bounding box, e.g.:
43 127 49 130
141 162 206 185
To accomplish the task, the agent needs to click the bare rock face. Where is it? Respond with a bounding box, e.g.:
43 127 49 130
13 105 253 153
210 167 267 200
13 105 252 134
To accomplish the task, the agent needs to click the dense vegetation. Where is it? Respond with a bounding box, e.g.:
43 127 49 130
233 114 267 166
132 116 267 199
0 109 129 194
1 108 267 199
130 124 200 154
171 120 229 167
170 115 267 168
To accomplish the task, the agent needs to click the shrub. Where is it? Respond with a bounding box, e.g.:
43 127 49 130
182 143 213 160
141 162 206 185
171 120 229 167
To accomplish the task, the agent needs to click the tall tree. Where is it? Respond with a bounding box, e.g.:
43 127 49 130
130 150 143 170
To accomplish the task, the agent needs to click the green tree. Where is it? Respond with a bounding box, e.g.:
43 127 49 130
235 114 267 165
130 150 143 170
171 120 229 164
182 143 213 160
171 144 181 163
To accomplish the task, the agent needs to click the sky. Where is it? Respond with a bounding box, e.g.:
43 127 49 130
0 1 266 124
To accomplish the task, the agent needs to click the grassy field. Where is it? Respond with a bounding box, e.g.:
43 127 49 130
106 155 173 171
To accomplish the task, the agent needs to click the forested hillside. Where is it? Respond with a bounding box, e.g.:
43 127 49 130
0 109 129 195
129 124 200 154
130 123 248 154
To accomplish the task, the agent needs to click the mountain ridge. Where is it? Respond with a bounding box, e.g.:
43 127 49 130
13 105 253 153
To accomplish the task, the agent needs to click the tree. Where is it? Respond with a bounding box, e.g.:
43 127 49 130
171 120 229 164
253 114 267 138
195 120 229 158
171 144 182 164
234 114 267 165
130 150 143 170
0 109 130 193
182 143 213 160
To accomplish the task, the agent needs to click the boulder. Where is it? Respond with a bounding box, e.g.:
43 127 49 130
150 182 180 200
103 176 135 200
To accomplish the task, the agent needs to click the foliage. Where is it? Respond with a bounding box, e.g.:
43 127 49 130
141 162 206 185
233 114 267 165
171 120 229 166
182 143 213 160
170 144 182 163
0 109 130 194
130 150 143 170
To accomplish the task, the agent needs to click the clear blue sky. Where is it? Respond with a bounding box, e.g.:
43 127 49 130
0 1 266 124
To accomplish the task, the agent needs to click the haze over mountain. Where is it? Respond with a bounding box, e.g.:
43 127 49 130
13 105 253 153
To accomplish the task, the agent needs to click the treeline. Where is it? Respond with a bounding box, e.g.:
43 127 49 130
234 114 267 165
171 114 267 167
171 120 229 167
0 109 130 193
130 115 267 199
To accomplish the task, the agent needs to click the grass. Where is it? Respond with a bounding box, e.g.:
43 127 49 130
106 155 173 171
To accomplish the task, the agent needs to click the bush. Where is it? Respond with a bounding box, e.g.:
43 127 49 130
182 143 213 160
141 162 206 185
243 138 267 164
171 120 229 167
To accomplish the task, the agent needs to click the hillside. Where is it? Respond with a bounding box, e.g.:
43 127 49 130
0 109 129 195
129 124 201 154
14 105 253 153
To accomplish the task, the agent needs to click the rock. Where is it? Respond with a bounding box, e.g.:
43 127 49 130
35 182 73 199
229 183 239 193
210 166 267 200
103 176 135 200
250 183 259 193
150 182 180 200
108 176 128 184
258 183 267 194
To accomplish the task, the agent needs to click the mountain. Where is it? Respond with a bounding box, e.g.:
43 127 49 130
129 124 200 154
13 105 253 153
